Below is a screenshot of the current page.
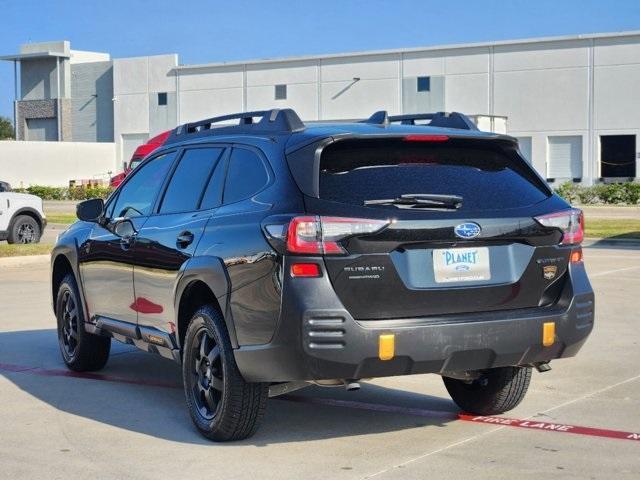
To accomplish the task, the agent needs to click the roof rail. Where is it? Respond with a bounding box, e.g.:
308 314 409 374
363 111 478 131
362 110 390 126
171 108 305 139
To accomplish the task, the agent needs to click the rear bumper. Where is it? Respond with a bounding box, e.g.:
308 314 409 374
234 260 594 383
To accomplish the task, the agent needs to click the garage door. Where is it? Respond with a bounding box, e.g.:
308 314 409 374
548 136 582 180
121 133 149 165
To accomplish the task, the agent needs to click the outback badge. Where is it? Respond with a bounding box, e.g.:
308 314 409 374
543 265 558 280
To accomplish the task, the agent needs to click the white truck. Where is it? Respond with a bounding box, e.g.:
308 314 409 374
0 183 46 244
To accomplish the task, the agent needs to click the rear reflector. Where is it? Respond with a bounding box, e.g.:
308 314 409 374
534 208 584 245
542 322 556 347
378 334 395 361
403 134 449 142
287 216 389 255
290 263 320 277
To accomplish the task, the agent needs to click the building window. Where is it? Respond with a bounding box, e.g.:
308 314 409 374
275 84 287 100
417 76 430 92
158 92 168 106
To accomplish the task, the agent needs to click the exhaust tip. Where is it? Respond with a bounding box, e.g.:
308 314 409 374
534 362 552 373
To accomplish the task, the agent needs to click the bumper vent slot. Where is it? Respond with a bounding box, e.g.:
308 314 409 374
574 299 594 327
308 329 345 337
305 314 346 350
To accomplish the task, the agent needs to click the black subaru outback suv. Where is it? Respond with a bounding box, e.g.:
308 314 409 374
51 109 593 441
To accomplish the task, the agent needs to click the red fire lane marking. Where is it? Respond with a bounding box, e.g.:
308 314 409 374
1 362 639 443
459 414 640 442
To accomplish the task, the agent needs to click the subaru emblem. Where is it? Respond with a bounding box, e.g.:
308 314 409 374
454 223 481 239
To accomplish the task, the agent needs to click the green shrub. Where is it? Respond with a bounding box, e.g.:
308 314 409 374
27 185 66 200
67 185 113 200
554 182 581 204
11 185 113 201
577 186 602 205
623 183 640 204
554 181 640 205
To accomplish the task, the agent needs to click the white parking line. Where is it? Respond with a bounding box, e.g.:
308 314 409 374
589 266 640 278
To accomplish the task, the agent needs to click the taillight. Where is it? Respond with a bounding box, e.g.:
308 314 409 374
535 208 584 245
286 216 389 255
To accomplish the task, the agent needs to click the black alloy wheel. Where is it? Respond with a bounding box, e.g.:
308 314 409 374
191 327 224 420
59 289 80 361
182 305 268 441
56 273 111 372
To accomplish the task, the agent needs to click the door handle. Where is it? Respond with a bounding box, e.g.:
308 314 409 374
176 231 194 249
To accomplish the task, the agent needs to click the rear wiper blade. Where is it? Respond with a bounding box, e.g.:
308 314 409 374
364 193 463 210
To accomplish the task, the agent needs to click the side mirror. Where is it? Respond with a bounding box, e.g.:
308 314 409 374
76 198 104 223
113 218 136 239
123 161 128 171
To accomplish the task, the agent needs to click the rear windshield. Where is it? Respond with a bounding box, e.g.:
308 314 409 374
319 139 550 211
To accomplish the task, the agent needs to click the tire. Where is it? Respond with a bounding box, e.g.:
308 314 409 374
56 273 111 372
443 366 532 415
182 305 268 441
7 215 41 244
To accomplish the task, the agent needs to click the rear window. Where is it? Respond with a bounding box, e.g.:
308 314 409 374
318 139 550 211
223 148 269 204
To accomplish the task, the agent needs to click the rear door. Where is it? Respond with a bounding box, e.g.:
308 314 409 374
133 145 228 334
298 136 569 320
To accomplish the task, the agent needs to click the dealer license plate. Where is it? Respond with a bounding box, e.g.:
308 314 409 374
433 247 491 283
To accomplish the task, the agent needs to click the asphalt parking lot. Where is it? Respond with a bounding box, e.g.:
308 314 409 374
0 245 638 480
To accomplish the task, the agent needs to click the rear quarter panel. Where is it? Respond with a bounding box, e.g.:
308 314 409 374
192 140 305 346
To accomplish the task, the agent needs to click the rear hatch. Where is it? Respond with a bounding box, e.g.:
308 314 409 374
288 135 574 321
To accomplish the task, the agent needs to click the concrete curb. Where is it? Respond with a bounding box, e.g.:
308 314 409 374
0 254 50 268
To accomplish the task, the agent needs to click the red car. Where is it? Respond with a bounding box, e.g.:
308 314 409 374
110 130 171 188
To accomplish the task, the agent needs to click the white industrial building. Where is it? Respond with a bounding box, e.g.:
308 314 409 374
2 30 640 186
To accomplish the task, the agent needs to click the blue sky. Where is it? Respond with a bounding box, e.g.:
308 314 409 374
1 0 639 121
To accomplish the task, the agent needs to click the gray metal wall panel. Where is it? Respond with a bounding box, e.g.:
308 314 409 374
21 58 58 100
402 76 445 113
70 62 114 142
149 91 176 136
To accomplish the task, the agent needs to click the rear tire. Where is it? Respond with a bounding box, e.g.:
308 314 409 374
7 215 40 244
443 366 532 415
56 273 111 372
182 305 268 441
